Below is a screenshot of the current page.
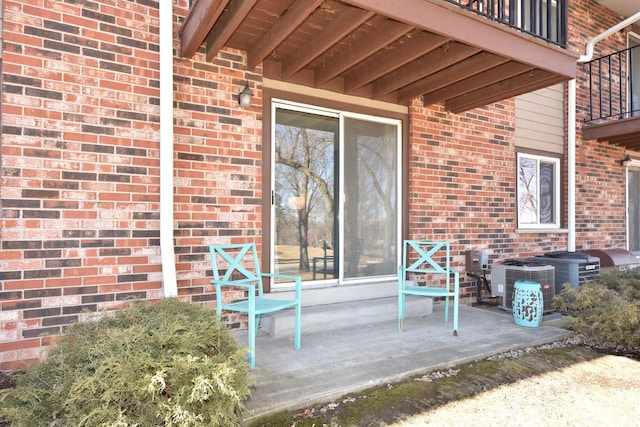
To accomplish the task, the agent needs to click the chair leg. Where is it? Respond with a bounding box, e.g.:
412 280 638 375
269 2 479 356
453 292 459 336
443 296 449 323
255 313 261 337
247 311 256 368
398 291 405 332
294 301 301 350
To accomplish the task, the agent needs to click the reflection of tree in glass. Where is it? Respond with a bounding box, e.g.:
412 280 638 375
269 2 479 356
518 157 537 224
352 130 396 274
275 124 335 272
539 162 553 224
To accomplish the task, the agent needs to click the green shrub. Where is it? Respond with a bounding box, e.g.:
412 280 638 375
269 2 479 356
553 270 640 354
0 298 252 427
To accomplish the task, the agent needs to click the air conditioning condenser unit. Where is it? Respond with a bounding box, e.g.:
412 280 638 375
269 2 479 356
491 260 555 313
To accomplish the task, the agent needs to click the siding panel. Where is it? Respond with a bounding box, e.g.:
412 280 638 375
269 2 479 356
515 84 564 154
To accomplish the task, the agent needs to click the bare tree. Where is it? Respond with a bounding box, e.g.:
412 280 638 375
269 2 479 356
275 125 335 273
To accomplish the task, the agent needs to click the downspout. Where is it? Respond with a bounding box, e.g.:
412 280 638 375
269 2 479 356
568 11 640 252
568 79 576 252
159 1 178 297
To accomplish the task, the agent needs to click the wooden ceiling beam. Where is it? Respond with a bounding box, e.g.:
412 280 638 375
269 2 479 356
344 31 449 93
422 61 533 106
180 0 230 58
446 70 563 113
372 42 479 98
342 0 577 78
282 7 375 78
607 135 640 147
314 19 411 86
247 0 324 70
396 52 508 104
205 0 258 62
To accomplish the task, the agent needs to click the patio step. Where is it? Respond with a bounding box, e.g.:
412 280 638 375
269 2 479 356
262 296 434 337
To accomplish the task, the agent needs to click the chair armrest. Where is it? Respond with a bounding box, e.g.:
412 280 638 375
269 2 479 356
211 279 258 318
450 269 460 290
211 278 257 291
211 279 259 299
261 273 302 299
261 273 301 282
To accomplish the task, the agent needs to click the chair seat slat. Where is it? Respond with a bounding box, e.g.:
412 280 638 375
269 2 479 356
221 298 299 314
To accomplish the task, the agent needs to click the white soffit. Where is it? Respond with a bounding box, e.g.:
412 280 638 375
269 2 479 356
596 0 640 19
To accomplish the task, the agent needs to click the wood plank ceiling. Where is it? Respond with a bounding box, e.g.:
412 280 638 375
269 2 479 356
180 0 578 113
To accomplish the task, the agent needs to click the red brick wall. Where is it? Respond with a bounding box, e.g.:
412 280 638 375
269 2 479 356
407 99 570 299
0 0 167 369
570 0 628 250
172 47 263 306
0 0 632 368
0 1 264 369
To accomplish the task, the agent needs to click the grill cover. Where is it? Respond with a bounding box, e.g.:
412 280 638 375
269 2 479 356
583 249 638 270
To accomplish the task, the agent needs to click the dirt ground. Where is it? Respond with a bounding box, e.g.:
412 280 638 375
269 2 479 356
251 338 640 427
397 349 640 426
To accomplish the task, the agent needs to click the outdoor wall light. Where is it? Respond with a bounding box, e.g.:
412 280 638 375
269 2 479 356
621 154 640 167
237 81 252 107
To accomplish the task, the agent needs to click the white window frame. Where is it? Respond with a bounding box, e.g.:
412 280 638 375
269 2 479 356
517 152 561 229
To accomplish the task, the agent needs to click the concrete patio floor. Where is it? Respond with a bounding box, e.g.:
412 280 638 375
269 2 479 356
240 300 573 422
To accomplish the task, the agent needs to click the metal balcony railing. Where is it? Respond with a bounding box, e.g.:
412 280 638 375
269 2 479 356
584 45 640 123
447 0 567 47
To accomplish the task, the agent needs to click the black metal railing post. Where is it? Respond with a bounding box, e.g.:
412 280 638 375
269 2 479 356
589 61 594 122
619 51 624 116
631 48 637 116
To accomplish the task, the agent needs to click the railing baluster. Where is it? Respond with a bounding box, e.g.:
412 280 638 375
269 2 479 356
589 61 593 121
532 0 535 34
619 51 624 118
632 47 636 115
508 0 514 25
627 46 640 116
608 55 612 119
546 0 552 41
598 60 603 121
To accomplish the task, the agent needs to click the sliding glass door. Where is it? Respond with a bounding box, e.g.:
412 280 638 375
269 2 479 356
342 117 399 279
272 102 401 285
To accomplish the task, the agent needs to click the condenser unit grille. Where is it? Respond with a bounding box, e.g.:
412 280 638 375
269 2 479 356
504 268 555 312
534 255 600 294
491 264 555 313
578 261 600 284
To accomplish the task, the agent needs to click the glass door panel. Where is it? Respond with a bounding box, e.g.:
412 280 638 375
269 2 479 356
273 108 338 283
343 117 398 279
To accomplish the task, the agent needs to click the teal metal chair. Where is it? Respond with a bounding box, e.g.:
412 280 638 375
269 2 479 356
209 243 301 367
398 240 459 336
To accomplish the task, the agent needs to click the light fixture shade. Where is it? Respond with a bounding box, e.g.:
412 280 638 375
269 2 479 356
622 154 640 167
238 81 252 107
